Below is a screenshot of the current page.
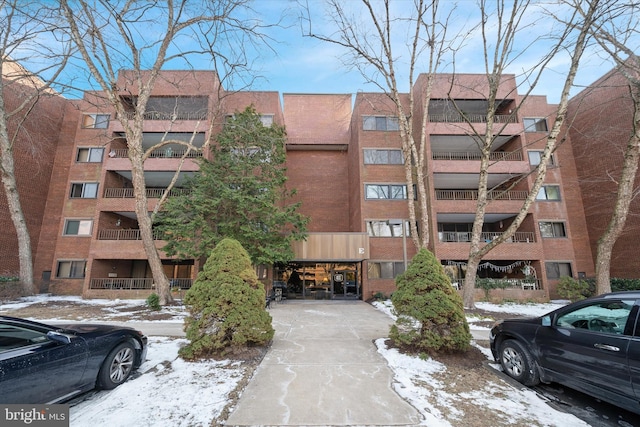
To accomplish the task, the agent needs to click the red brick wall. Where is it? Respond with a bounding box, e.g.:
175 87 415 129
0 80 66 282
567 67 639 279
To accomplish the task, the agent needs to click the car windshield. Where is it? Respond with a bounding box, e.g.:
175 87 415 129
556 300 634 334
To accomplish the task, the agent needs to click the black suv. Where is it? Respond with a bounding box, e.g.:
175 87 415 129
490 291 640 415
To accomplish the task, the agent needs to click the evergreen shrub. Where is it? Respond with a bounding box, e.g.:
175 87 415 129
389 248 471 354
179 238 274 360
557 276 592 301
146 293 161 311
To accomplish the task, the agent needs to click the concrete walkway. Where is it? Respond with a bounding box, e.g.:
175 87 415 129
224 300 422 426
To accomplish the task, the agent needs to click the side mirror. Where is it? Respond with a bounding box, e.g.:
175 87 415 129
541 315 551 327
47 331 72 345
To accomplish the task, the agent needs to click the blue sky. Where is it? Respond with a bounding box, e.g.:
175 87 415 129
242 1 627 105
43 1 630 104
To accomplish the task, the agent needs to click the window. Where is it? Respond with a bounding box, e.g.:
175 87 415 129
70 182 99 199
556 300 633 335
368 261 405 279
366 220 411 237
545 262 572 280
56 260 86 278
523 118 548 132
64 219 93 236
0 324 49 352
82 114 110 129
539 222 566 238
363 149 404 165
528 150 555 166
536 185 560 201
363 116 399 131
260 115 274 127
365 184 407 200
76 147 104 163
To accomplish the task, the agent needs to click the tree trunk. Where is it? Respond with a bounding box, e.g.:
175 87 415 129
462 258 480 308
0 95 35 295
594 87 640 294
129 142 173 305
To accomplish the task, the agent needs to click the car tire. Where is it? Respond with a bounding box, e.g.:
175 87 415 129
98 341 136 390
499 339 540 386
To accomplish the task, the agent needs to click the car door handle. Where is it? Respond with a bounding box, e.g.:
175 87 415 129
594 343 619 352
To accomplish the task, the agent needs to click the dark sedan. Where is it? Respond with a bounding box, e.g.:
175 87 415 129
490 291 640 415
0 316 147 404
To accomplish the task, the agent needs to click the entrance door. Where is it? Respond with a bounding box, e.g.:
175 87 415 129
332 271 358 299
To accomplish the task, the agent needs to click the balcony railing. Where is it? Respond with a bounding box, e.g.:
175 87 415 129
432 151 523 161
436 190 528 201
428 113 517 124
97 229 166 240
117 111 209 121
89 277 193 290
439 231 535 243
104 188 191 198
108 148 203 159
472 278 539 290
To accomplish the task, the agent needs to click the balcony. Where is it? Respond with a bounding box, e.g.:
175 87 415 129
89 277 193 290
435 190 528 201
117 111 209 121
104 187 191 198
432 151 523 161
428 113 517 124
98 229 165 240
108 148 203 159
439 231 535 243
474 277 540 291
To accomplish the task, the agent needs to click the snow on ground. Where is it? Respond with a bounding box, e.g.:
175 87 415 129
1 295 587 426
70 337 246 427
376 339 588 427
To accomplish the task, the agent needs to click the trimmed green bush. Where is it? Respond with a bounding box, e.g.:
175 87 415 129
146 293 161 311
179 238 274 360
611 278 640 292
390 248 471 354
557 276 592 301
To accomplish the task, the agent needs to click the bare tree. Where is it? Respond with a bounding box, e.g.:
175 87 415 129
302 0 467 250
0 1 71 294
572 2 640 294
458 0 599 307
59 0 274 305
303 0 602 308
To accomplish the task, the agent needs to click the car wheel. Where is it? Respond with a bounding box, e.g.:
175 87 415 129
499 340 540 386
98 342 136 390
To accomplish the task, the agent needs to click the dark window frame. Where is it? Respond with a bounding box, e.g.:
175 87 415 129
70 182 99 199
76 147 105 163
539 221 566 238
363 115 400 131
524 117 548 132
56 260 87 279
367 261 406 279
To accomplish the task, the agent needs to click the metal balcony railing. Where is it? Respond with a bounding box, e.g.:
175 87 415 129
474 278 539 290
97 229 166 240
435 190 528 201
439 231 535 243
428 113 517 124
104 188 191 198
117 111 209 121
108 148 203 159
89 278 193 290
432 151 523 161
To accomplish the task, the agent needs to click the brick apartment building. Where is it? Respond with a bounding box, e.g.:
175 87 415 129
567 65 640 279
2 67 614 301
